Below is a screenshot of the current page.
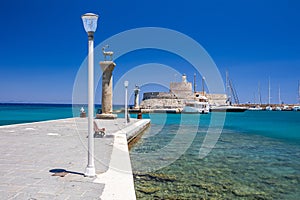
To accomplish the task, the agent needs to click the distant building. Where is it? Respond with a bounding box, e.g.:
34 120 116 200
140 74 227 109
169 74 194 99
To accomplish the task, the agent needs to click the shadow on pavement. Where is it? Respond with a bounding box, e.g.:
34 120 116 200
49 168 84 177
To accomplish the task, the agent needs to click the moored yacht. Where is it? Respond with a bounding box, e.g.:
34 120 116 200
265 106 273 111
274 85 282 111
210 71 247 112
210 105 248 112
275 106 282 111
293 106 300 111
266 77 272 111
183 95 209 114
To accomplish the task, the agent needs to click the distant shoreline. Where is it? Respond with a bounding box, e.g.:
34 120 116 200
0 103 129 107
239 103 300 107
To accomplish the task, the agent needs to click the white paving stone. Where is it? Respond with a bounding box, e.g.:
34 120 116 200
0 117 150 199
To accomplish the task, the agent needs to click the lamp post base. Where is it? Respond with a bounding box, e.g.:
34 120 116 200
84 166 96 177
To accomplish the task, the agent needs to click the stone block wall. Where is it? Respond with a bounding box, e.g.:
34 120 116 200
140 98 184 109
143 92 177 100
170 82 193 99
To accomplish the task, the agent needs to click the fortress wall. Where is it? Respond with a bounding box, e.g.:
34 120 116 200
143 92 176 100
170 82 193 99
140 98 184 109
140 75 227 108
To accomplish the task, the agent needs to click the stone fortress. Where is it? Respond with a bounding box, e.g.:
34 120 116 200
139 74 227 112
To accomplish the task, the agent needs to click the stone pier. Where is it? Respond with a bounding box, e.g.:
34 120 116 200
97 61 117 119
0 117 151 199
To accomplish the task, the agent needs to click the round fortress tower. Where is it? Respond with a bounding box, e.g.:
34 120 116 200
182 74 187 83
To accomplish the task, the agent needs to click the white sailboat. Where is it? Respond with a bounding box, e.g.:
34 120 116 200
275 85 282 111
266 78 272 111
210 71 247 112
293 80 300 111
248 81 263 111
248 106 263 111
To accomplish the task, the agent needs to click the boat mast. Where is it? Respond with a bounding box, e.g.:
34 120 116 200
225 70 240 105
229 79 240 105
193 73 196 93
202 76 205 95
298 80 300 104
226 71 231 103
278 84 281 105
268 77 271 105
258 81 262 105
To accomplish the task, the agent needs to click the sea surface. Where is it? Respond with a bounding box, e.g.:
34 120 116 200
0 103 121 126
130 111 300 200
0 103 75 126
1 104 299 199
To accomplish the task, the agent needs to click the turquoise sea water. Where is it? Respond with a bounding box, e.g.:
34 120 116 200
1 104 299 199
130 112 300 199
0 104 74 126
0 103 121 126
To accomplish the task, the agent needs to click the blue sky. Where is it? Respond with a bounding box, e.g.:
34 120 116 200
0 0 299 104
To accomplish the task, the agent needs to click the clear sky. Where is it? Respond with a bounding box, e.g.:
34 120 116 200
0 0 299 104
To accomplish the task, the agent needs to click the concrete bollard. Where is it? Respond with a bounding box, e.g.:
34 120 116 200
137 113 142 119
80 112 86 118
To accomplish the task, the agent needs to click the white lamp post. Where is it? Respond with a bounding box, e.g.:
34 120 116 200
81 13 99 177
124 81 129 125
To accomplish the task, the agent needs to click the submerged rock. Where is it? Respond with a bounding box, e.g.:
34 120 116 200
134 172 176 182
232 186 269 199
137 186 160 194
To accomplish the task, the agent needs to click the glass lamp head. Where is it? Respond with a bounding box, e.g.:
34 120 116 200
124 81 129 88
81 13 99 33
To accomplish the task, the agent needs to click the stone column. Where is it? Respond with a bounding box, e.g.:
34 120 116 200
96 61 117 119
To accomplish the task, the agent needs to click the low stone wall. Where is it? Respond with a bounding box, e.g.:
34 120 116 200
126 119 151 145
143 92 176 100
140 98 184 109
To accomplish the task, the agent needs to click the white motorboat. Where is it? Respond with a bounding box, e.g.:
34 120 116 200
183 96 209 114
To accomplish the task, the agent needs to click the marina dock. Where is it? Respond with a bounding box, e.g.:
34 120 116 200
0 117 150 199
